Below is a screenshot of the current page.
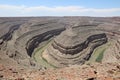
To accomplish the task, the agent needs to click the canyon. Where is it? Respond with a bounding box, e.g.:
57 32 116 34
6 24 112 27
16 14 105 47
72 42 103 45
0 17 120 80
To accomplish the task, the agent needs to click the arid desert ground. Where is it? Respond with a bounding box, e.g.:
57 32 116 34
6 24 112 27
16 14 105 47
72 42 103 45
0 17 120 80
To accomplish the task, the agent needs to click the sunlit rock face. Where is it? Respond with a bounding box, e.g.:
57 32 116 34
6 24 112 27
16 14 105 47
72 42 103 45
0 17 120 68
42 23 109 67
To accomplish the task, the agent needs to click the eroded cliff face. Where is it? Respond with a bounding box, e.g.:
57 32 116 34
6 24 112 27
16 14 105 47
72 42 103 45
52 33 107 55
42 29 108 67
26 28 65 57
0 17 120 69
0 17 120 80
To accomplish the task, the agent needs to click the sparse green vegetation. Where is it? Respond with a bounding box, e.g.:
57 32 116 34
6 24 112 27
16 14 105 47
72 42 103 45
88 41 111 63
41 54 58 68
95 48 106 62
32 39 57 68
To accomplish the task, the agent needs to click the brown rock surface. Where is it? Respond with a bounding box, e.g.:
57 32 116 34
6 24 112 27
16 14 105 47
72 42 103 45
0 63 120 80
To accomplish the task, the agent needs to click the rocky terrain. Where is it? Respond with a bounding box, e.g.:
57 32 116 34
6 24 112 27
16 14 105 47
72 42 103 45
0 17 120 80
0 63 120 80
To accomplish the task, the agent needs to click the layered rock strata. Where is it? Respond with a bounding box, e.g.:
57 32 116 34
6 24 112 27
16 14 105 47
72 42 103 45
42 27 108 67
0 17 120 68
